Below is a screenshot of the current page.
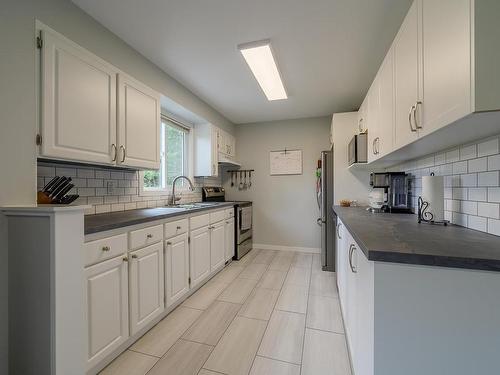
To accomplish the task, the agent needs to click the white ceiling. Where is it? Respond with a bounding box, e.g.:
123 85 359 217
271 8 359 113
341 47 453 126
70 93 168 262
73 0 411 124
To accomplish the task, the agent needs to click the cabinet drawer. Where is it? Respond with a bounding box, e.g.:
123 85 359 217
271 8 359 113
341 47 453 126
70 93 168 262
225 208 234 219
129 224 163 250
164 218 188 239
84 233 127 267
210 210 226 224
190 213 210 230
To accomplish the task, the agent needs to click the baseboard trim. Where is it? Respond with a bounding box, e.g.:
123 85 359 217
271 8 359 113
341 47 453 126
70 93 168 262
253 243 321 254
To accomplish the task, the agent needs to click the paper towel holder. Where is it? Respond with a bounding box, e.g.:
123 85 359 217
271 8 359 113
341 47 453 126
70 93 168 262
417 173 449 225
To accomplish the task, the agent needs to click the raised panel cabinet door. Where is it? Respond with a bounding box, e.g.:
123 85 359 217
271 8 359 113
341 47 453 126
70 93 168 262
129 242 165 335
367 80 380 163
117 74 161 169
165 233 190 307
40 29 117 165
393 0 420 149
210 221 225 272
378 47 395 157
84 255 128 369
225 218 235 262
420 0 471 136
190 226 211 288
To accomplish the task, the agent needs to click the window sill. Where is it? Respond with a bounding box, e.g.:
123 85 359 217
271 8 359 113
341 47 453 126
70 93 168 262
139 186 193 197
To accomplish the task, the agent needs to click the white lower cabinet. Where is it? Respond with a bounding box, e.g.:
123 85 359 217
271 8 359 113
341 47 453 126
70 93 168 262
129 242 165 335
210 220 225 271
225 217 235 262
165 233 190 307
84 255 129 369
190 225 211 288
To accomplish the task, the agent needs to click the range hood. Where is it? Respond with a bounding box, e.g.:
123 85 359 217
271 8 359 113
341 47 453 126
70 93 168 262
218 155 241 167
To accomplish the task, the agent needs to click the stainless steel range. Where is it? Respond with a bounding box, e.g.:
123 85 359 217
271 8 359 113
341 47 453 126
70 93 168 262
202 187 253 260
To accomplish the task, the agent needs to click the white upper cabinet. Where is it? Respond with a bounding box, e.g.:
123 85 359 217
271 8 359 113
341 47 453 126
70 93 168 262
218 129 236 159
129 242 165 335
117 74 161 169
377 48 395 158
194 123 219 177
419 0 471 137
357 96 368 134
38 24 161 169
393 0 420 150
40 29 117 165
367 80 380 163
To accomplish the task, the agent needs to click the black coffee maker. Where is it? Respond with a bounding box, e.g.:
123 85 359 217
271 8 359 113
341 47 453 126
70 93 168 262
370 172 412 213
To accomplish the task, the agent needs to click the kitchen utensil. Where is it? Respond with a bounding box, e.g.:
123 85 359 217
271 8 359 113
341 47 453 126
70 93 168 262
42 176 60 193
231 172 234 187
248 171 252 188
59 194 79 204
54 183 74 201
49 177 71 198
243 171 247 189
239 171 243 190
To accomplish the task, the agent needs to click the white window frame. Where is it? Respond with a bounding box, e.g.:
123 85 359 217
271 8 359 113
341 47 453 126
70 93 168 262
139 115 194 196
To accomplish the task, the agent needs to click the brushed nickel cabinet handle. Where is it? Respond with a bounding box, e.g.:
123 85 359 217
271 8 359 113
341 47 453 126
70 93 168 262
337 224 342 239
348 244 357 273
120 145 126 163
122 256 128 262
414 101 423 129
111 144 117 162
166 241 172 245
409 105 417 132
131 254 138 259
102 246 110 252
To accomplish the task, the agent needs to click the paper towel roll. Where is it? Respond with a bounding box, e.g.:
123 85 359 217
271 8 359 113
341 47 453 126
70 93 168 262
422 175 444 222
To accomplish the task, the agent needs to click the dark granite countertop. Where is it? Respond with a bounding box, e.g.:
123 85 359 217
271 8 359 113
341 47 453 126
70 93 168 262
85 202 236 235
333 206 500 272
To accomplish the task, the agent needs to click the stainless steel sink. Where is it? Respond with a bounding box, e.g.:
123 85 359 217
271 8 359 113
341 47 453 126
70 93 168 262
165 202 221 210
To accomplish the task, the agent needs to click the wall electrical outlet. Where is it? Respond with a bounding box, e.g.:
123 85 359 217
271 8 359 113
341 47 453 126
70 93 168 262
106 180 117 194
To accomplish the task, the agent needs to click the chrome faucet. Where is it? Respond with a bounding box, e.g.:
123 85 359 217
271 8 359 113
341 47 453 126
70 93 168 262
170 175 195 205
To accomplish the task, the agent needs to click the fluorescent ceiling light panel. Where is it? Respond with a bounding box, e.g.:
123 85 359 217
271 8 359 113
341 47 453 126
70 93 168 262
238 40 287 101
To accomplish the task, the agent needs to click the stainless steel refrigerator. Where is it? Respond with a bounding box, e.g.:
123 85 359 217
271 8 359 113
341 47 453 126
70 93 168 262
317 149 336 272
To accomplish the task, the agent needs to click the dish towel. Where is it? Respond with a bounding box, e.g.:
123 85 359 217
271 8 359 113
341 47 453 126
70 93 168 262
241 207 252 230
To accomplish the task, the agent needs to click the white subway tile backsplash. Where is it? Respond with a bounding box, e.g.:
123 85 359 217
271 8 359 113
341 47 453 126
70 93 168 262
77 169 95 179
459 144 476 160
38 165 55 177
460 173 477 187
446 149 460 163
393 134 500 236
72 178 87 188
488 154 500 171
468 216 487 232
111 203 125 212
461 201 477 215
488 218 500 236
435 152 446 165
87 196 104 205
87 179 104 188
118 195 131 203
452 212 468 227
488 187 500 203
104 196 118 204
95 170 111 179
468 157 487 173
56 167 77 177
124 202 137 210
136 201 147 209
477 202 500 219
468 188 487 202
452 188 468 200
478 138 499 157
452 161 468 174
478 171 499 187
95 204 111 214
77 188 95 197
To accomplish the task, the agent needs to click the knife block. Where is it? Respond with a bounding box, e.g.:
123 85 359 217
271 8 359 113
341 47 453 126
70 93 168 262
37 191 56 204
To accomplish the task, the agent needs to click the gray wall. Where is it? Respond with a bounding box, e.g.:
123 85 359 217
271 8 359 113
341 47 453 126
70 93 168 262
223 117 331 250
0 1 234 373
